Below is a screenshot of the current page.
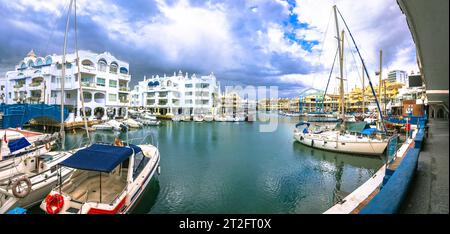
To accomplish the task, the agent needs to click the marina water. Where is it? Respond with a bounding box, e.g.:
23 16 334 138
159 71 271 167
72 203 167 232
28 114 383 213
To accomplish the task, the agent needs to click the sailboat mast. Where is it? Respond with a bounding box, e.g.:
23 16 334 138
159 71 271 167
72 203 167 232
378 50 382 119
74 0 91 143
362 65 365 114
333 5 345 119
60 0 74 150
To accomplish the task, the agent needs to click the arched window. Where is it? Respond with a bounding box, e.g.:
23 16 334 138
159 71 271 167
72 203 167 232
27 60 34 67
98 58 107 72
81 59 94 67
66 63 72 69
110 62 118 74
20 62 27 69
119 67 128 74
45 57 52 65
36 58 44 66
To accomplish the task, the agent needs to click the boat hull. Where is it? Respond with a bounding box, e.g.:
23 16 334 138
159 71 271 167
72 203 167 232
293 133 387 156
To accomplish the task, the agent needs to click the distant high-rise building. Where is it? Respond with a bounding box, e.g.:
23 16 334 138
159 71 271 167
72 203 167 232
387 70 408 83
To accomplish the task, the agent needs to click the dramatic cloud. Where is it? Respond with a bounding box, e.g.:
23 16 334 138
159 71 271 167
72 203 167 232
0 0 418 97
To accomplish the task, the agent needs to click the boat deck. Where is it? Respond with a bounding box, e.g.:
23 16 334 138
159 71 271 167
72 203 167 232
63 171 127 204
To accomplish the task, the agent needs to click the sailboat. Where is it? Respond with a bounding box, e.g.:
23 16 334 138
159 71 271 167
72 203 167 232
293 5 389 156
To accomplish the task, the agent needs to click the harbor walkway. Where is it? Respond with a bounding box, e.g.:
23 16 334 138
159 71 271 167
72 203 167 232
400 119 449 214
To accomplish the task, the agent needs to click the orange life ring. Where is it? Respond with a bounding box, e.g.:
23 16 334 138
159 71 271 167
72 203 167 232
46 194 64 214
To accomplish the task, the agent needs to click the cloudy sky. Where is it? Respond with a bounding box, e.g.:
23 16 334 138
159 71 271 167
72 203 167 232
0 0 418 97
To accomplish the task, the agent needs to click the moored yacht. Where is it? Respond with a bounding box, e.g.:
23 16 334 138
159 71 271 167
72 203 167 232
40 143 160 214
203 114 214 122
193 114 204 122
294 122 388 156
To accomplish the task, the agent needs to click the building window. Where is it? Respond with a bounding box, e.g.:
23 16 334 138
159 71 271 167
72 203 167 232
119 67 128 74
97 78 106 87
98 59 107 72
1 86 4 91
108 94 117 101
185 99 192 104
109 80 117 88
66 93 71 99
185 84 192 88
185 91 192 96
110 62 118 74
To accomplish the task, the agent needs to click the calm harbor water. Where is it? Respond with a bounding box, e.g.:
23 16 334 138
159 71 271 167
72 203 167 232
29 115 383 214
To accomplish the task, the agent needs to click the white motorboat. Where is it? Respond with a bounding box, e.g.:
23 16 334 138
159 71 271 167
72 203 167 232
92 124 113 131
40 143 160 214
224 115 235 122
293 122 388 156
182 115 192 122
193 115 204 122
172 115 182 122
214 115 226 122
233 115 246 122
123 119 143 129
203 114 214 122
138 114 160 126
106 120 128 132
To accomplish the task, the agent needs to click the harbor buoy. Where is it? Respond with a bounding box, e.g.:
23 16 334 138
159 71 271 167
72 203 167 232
46 194 64 214
11 177 32 198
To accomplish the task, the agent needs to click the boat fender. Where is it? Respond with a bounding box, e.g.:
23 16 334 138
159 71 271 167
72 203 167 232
11 177 32 198
300 136 304 141
157 165 161 175
311 140 314 147
45 194 64 214
45 143 51 151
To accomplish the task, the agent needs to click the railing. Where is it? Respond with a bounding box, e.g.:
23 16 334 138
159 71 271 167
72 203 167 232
360 117 427 214
14 84 24 89
119 87 130 92
29 82 43 87
81 82 96 88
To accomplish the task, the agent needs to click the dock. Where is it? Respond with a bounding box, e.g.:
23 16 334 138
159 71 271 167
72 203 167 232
400 119 449 213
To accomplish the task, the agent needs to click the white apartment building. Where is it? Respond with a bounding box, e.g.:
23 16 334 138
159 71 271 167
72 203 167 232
1 50 131 121
387 70 408 84
133 71 220 116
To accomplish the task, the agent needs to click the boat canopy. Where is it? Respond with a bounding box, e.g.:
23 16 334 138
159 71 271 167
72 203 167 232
59 144 142 172
345 122 370 133
8 137 31 153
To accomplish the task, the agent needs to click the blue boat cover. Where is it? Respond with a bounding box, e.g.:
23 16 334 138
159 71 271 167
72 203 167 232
8 137 31 153
59 144 141 172
361 128 377 135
